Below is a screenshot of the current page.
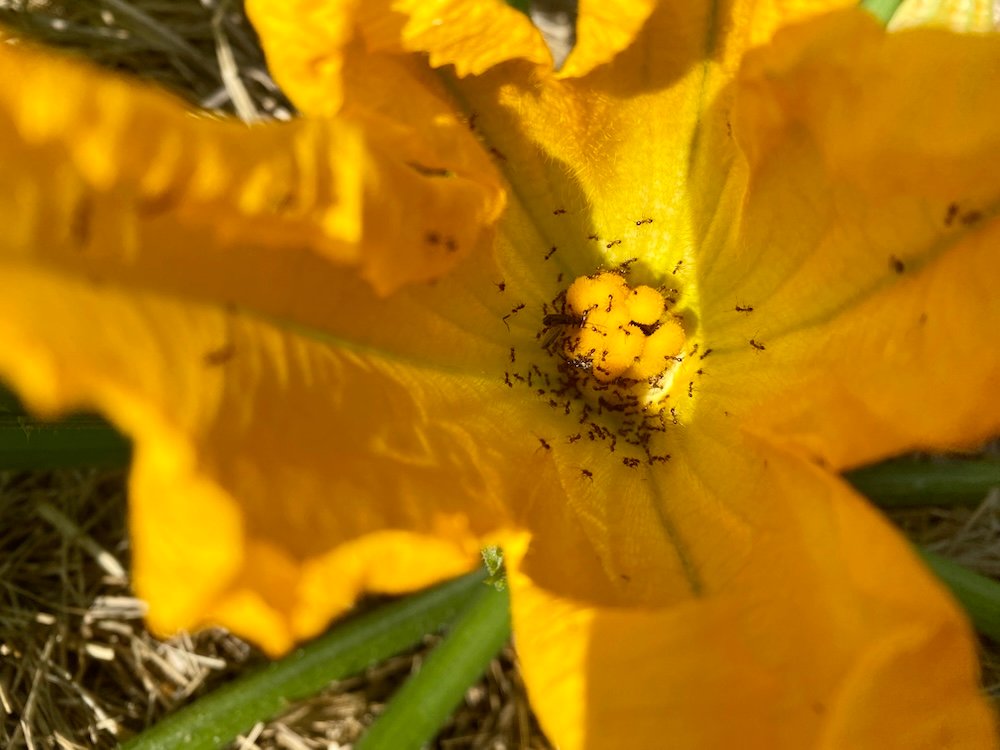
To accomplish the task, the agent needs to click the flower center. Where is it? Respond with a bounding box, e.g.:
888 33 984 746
554 272 686 384
530 270 688 462
498 265 693 468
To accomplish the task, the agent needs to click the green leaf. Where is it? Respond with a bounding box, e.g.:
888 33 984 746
121 567 489 750
918 549 1000 643
0 382 22 413
505 0 531 16
0 412 130 470
0 381 130 469
858 0 906 24
355 577 511 750
846 457 1000 508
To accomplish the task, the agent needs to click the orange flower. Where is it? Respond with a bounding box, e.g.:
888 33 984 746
0 1 997 746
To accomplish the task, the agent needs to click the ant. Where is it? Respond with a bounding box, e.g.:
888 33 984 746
543 313 584 327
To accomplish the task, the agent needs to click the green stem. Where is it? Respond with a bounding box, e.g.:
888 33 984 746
0 413 130 469
122 568 489 750
356 579 511 750
504 0 531 16
858 0 906 24
846 458 1000 508
918 549 1000 642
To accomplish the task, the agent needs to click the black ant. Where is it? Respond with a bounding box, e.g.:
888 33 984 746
543 313 584 327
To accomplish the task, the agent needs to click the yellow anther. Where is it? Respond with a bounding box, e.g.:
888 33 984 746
566 273 629 318
626 285 665 325
559 272 685 383
626 318 685 380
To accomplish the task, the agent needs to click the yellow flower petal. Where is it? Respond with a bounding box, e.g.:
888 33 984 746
248 0 550 100
0 42 503 297
0 41 363 260
339 46 507 293
0 42 510 651
383 0 551 76
698 12 1000 468
249 1 510 293
447 1 854 288
558 0 657 77
511 445 996 749
385 0 659 78
245 0 355 116
252 0 657 82
423 5 999 743
0 263 528 653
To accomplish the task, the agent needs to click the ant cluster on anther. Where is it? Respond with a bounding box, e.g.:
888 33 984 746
505 254 695 471
540 306 602 372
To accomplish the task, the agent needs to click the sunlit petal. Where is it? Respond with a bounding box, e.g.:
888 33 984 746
245 0 355 115
0 42 503 297
0 262 539 653
699 12 1000 468
512 445 994 749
